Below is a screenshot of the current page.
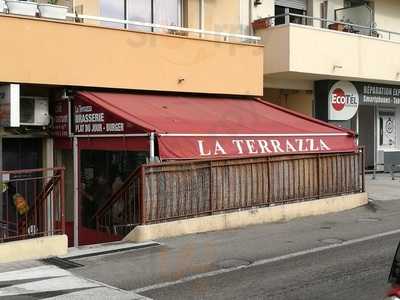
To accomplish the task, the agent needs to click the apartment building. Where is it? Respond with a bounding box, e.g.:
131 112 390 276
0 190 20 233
0 0 264 246
0 0 371 249
253 0 400 169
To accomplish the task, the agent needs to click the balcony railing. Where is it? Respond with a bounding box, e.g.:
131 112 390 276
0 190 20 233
67 13 261 44
0 2 261 44
257 13 400 43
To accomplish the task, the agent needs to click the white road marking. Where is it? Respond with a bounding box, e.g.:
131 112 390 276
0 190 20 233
45 287 150 300
133 227 400 293
0 265 70 282
0 264 150 299
0 276 99 297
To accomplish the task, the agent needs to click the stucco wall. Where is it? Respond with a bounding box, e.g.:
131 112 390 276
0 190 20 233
0 15 263 96
264 88 313 116
374 0 400 34
204 0 240 33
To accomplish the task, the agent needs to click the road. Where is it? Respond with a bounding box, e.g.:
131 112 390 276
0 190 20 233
68 198 400 300
2 196 400 299
140 232 398 300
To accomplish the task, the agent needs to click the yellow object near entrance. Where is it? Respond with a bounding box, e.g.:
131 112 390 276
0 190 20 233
13 193 29 216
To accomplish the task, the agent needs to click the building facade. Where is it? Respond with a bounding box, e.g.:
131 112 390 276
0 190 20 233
253 0 400 169
0 0 263 246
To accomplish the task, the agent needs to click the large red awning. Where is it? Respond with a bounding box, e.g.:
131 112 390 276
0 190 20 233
74 92 357 159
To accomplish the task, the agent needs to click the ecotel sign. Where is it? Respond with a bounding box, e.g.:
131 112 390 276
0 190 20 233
328 81 359 121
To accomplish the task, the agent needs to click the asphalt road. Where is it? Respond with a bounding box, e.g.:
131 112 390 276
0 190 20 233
140 233 399 300
67 198 400 300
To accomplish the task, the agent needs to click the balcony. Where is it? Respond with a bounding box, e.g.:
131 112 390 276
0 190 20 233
256 13 400 85
0 12 263 96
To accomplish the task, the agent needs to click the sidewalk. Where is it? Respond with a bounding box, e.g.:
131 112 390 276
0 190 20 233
366 173 400 201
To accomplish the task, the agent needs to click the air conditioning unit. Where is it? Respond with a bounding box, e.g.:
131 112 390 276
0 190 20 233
20 97 50 126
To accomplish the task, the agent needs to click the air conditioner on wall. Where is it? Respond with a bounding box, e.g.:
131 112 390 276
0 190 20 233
20 97 50 126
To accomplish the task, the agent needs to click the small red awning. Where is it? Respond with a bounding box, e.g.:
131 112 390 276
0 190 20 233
76 92 356 159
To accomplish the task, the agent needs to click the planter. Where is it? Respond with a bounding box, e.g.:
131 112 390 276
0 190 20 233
252 18 271 30
38 3 68 20
6 0 38 17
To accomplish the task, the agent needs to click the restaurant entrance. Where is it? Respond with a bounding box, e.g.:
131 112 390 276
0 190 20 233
78 149 146 245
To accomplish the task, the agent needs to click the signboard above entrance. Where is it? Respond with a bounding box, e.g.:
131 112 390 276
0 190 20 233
328 81 359 121
72 95 142 135
315 80 400 123
358 83 400 105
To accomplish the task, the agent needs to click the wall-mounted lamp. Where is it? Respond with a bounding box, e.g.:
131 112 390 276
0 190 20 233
178 78 185 84
396 72 400 78
254 0 262 6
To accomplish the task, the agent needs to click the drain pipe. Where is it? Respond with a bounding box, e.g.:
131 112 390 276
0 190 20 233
149 132 155 162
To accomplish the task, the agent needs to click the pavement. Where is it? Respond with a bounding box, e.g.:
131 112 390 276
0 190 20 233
366 172 400 201
1 173 400 299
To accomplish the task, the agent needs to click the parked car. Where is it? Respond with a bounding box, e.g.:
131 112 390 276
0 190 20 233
386 241 400 299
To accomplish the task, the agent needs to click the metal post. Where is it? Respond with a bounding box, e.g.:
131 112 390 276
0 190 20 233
73 136 79 248
0 138 2 221
60 169 65 234
45 138 54 235
149 132 155 162
356 111 359 146
373 105 377 180
362 148 366 192
140 166 145 225
317 154 321 198
285 8 290 25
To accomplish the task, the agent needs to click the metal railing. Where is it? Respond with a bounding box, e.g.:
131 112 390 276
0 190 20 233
96 149 365 233
0 2 260 44
259 13 400 42
0 167 65 243
95 167 142 237
66 13 261 44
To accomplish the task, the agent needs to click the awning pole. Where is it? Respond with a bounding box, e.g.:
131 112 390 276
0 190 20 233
73 136 79 247
149 132 155 162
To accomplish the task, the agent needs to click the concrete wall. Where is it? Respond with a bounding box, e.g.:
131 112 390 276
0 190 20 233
252 0 274 20
0 235 68 263
263 88 313 116
374 0 400 34
125 192 368 242
260 23 400 84
204 0 240 33
0 15 263 96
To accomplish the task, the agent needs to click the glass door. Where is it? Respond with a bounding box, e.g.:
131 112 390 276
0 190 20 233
378 110 396 149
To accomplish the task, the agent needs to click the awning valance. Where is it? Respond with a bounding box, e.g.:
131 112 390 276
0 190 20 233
74 92 357 159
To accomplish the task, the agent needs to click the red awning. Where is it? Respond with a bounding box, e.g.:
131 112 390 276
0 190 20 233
76 92 356 159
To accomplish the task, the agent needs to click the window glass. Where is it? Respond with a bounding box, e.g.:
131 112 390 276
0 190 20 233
274 5 305 25
153 0 180 27
127 0 152 31
100 0 125 29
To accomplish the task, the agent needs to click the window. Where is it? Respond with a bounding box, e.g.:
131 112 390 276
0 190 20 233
100 0 182 30
275 5 306 26
100 0 125 29
127 0 152 31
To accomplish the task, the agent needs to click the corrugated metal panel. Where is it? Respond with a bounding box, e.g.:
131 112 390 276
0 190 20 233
275 0 307 10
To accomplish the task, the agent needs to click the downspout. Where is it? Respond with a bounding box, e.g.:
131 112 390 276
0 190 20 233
149 132 155 162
